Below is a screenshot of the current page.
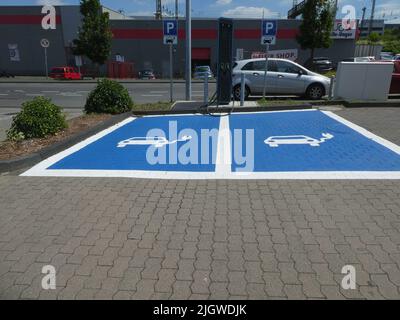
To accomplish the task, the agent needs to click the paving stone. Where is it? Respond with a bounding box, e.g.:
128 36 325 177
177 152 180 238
227 271 247 296
2 142 400 300
370 274 400 299
283 284 306 300
170 280 192 299
209 282 229 300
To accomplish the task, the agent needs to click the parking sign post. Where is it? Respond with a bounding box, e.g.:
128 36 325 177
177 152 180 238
169 43 173 102
261 20 277 99
163 20 178 103
262 44 269 99
40 38 50 78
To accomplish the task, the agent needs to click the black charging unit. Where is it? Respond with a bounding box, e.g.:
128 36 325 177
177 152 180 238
216 18 233 106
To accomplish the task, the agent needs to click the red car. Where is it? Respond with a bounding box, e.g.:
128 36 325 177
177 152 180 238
49 66 82 80
390 61 400 94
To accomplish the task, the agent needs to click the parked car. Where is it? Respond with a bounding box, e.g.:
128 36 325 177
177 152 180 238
304 57 334 73
138 70 156 80
389 60 400 94
394 54 400 61
193 66 214 79
49 66 82 80
380 52 394 61
0 70 14 78
232 58 331 100
341 56 376 62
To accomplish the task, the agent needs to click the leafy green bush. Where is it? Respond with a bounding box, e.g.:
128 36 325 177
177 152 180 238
7 97 67 141
85 78 133 114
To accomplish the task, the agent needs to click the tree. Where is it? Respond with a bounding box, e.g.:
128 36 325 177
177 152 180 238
367 32 381 44
73 0 113 67
297 0 335 60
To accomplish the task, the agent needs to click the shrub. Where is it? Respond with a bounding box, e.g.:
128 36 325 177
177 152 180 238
7 97 67 140
85 78 133 114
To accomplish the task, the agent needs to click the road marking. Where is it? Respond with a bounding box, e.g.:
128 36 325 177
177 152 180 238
150 91 168 94
25 94 42 97
58 92 82 97
41 91 59 93
0 94 9 96
14 90 25 93
215 115 231 175
141 94 163 97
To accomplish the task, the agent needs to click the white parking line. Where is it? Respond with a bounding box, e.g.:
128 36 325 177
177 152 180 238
25 94 42 97
141 94 163 97
41 91 59 93
150 91 168 94
0 94 9 96
57 92 83 97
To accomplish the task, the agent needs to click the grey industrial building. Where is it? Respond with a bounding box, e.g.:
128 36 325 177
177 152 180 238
0 5 359 77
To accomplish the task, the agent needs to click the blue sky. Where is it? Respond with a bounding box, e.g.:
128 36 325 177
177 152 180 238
1 0 399 22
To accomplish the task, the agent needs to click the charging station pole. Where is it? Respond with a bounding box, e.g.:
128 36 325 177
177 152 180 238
185 0 192 101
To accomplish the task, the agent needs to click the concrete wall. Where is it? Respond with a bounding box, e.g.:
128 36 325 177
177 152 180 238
110 18 356 77
0 6 67 75
0 6 357 77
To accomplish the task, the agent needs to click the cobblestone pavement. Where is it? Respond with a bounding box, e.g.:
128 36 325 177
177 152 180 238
0 107 400 300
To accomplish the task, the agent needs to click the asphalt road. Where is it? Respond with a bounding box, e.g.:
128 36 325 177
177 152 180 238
0 82 217 109
0 82 216 141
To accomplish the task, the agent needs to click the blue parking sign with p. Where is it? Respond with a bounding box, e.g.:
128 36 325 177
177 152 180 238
163 20 178 45
261 20 277 45
262 20 277 36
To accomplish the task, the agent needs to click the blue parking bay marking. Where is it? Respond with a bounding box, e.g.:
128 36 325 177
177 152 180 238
22 110 400 179
230 109 400 178
22 115 221 178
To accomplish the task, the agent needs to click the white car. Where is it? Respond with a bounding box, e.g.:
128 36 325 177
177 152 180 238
264 133 333 147
232 58 331 100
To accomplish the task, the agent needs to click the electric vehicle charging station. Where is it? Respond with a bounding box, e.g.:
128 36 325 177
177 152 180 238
173 17 235 112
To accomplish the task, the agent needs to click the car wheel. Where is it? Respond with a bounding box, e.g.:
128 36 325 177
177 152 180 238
306 83 325 100
233 84 250 101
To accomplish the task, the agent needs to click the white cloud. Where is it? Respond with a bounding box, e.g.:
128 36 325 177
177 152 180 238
128 11 154 17
222 6 279 19
216 0 232 5
36 0 65 5
376 1 400 18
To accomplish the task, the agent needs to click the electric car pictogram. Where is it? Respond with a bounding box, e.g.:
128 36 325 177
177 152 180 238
264 133 334 147
117 135 192 148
